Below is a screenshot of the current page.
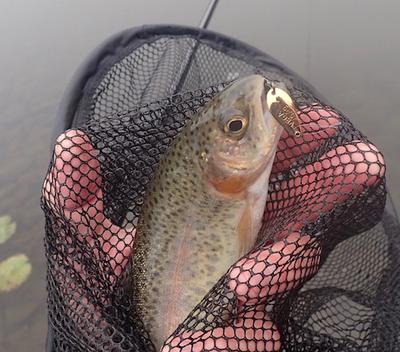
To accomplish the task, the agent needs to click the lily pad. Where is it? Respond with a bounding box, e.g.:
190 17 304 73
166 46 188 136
0 215 16 245
0 254 32 292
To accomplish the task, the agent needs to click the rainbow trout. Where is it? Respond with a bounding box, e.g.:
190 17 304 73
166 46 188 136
132 75 284 349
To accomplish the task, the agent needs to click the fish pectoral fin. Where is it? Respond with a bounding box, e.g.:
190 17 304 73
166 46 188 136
237 201 258 256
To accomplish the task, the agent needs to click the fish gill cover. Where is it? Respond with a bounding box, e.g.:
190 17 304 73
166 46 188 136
41 27 399 351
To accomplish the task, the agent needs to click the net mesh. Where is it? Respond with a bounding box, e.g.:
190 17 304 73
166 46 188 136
41 32 400 352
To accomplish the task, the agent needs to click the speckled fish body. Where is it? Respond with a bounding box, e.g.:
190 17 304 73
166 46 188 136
132 75 283 349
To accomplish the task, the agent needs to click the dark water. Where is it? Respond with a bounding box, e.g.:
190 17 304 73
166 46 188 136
0 1 398 350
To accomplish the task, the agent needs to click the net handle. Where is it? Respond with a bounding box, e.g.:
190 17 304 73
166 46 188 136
199 0 220 29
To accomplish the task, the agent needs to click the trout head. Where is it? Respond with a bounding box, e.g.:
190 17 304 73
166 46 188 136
189 74 283 198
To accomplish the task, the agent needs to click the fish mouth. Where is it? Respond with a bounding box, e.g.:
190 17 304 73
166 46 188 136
215 154 252 171
215 149 271 172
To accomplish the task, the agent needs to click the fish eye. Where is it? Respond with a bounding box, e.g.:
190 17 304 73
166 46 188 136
224 116 248 135
228 119 243 132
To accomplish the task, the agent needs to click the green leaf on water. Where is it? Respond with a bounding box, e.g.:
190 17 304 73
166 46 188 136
0 215 16 245
0 254 32 292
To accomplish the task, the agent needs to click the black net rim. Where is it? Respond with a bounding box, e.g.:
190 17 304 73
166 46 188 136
53 24 325 140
